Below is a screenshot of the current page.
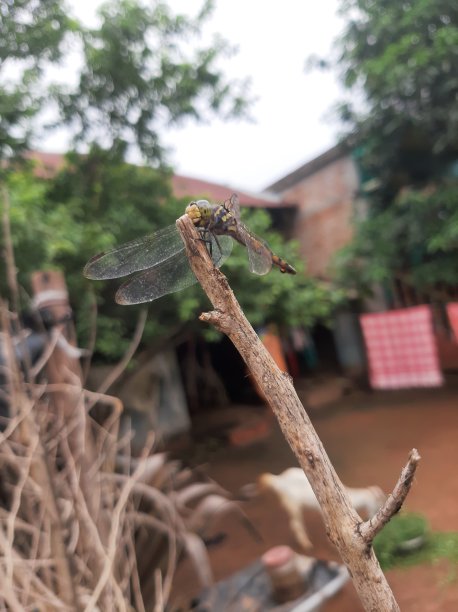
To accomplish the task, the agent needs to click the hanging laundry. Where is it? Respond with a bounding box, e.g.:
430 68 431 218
360 306 443 389
446 303 458 342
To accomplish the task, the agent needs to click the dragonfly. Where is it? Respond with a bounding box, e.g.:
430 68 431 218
83 194 296 305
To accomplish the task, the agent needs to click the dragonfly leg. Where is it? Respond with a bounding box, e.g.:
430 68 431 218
212 234 223 258
197 228 214 257
196 228 225 263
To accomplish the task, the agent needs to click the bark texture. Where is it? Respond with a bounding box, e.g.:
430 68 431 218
177 214 422 612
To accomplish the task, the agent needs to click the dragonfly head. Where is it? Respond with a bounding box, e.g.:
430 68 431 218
185 200 211 227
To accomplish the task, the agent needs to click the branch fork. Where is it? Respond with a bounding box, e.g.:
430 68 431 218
359 448 421 543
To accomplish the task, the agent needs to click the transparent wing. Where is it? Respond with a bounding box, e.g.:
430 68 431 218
238 224 273 276
224 193 241 221
83 224 183 280
115 231 233 305
209 233 233 267
115 250 197 304
222 195 272 275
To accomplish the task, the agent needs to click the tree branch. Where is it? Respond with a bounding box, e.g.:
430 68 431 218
176 214 420 612
360 448 421 543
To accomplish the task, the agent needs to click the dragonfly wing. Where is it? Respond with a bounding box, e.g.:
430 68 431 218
224 193 241 222
238 225 273 276
84 224 183 280
115 233 233 305
115 250 197 305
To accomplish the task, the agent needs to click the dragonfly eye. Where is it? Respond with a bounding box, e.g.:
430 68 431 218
185 203 202 224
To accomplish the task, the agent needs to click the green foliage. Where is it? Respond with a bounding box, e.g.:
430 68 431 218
374 513 458 575
4 169 75 281
0 0 75 160
1 0 249 166
374 513 428 568
321 0 458 292
44 149 185 358
56 0 250 162
334 181 458 290
336 0 458 190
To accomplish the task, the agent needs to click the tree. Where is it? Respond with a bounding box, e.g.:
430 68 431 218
56 0 250 162
0 0 75 161
1 0 249 166
319 0 458 291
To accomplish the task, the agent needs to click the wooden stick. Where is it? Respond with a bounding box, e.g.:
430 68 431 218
360 448 421 542
176 214 420 612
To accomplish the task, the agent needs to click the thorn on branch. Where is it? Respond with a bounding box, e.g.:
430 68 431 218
360 448 421 543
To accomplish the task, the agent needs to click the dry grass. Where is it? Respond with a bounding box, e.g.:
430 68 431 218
0 303 251 611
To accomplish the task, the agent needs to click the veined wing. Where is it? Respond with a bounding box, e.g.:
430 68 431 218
224 193 241 221
223 194 272 275
83 223 183 280
115 232 233 305
115 249 196 304
237 223 273 276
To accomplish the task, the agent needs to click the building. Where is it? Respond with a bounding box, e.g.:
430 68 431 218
266 144 359 278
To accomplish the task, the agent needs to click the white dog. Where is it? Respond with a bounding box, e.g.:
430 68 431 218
258 468 386 550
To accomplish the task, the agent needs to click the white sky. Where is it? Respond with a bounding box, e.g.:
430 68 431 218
42 0 345 192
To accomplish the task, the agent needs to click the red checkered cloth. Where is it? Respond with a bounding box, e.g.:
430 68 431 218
446 303 458 342
360 306 443 389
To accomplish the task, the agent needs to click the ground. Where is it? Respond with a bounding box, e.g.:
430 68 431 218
172 380 458 611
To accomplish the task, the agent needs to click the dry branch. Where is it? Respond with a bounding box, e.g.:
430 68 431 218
92 307 148 400
360 448 421 542
176 213 421 612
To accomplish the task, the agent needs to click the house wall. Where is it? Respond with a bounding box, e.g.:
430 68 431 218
280 155 359 277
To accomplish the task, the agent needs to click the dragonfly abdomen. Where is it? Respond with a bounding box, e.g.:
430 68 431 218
271 254 296 275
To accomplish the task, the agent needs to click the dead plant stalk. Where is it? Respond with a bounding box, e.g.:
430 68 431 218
176 214 421 612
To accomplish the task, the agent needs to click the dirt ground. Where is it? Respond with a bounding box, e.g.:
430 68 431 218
173 379 458 611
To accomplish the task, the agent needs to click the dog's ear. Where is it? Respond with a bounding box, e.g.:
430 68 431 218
257 473 274 491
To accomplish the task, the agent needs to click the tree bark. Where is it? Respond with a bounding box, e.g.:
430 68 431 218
177 214 421 612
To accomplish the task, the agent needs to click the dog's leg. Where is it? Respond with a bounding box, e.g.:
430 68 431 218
283 501 313 550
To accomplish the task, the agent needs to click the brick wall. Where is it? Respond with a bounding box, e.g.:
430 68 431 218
280 155 359 277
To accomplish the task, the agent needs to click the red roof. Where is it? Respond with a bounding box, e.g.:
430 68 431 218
24 151 66 179
25 151 294 209
172 173 292 208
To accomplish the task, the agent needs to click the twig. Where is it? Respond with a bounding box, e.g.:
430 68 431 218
55 417 125 607
82 434 155 612
154 569 164 612
1 184 19 316
91 308 147 402
81 291 98 385
5 417 38 583
125 526 146 612
360 448 421 542
0 563 25 612
30 328 61 378
0 529 69 609
176 214 415 612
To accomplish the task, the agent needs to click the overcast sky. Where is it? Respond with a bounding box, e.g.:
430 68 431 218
43 1 345 192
